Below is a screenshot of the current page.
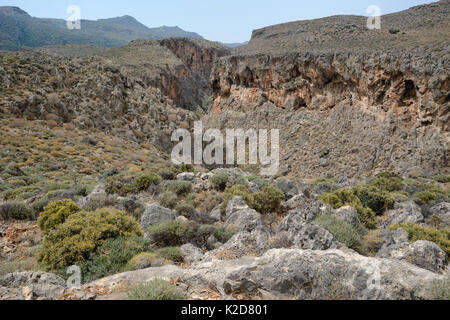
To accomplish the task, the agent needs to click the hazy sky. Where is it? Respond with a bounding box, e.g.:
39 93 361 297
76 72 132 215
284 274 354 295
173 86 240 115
0 0 437 43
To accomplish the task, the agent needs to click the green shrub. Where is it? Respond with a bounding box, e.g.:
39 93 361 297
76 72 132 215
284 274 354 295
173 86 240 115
221 185 255 212
38 209 143 271
0 258 38 277
105 172 138 196
175 203 196 218
38 200 81 234
314 215 367 255
0 202 34 220
157 169 176 180
1 186 41 201
156 247 183 263
433 175 450 184
160 181 192 196
147 221 188 247
120 198 145 221
433 277 450 300
183 193 196 206
179 163 195 173
128 252 167 270
81 237 149 283
135 173 162 191
211 173 230 191
353 185 394 215
82 194 119 212
376 171 401 179
252 186 285 214
415 190 439 204
147 220 218 248
319 188 377 230
370 177 403 192
158 191 178 209
390 223 449 258
127 279 185 300
213 226 236 243
194 191 223 214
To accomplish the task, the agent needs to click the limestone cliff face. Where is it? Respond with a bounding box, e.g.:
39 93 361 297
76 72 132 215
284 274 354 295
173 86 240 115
205 49 449 178
157 38 230 109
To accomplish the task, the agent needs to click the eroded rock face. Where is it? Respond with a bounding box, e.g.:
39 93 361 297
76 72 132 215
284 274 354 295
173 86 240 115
81 248 445 300
205 25 449 178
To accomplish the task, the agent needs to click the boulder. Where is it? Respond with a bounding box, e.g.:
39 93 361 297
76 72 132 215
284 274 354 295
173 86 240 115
180 244 204 264
334 206 361 228
0 271 67 300
281 193 309 211
378 240 447 273
140 203 177 232
225 196 269 233
429 202 450 227
387 201 424 226
275 179 301 200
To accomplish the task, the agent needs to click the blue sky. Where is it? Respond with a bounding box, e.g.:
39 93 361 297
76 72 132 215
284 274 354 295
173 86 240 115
0 0 436 43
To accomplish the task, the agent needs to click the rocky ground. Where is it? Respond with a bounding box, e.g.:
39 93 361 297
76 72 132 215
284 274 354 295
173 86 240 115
0 168 449 300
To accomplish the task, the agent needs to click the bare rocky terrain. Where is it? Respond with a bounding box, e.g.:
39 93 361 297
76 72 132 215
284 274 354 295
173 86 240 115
0 1 449 301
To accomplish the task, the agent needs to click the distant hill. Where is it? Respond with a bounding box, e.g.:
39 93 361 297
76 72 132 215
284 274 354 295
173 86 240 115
220 41 249 48
0 6 203 50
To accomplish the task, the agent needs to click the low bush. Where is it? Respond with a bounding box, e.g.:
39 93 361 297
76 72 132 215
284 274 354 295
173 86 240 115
0 202 34 220
194 191 223 214
221 185 255 212
213 226 236 243
211 173 230 191
433 175 450 184
160 181 192 196
252 186 285 214
81 236 149 283
120 198 145 221
319 188 377 230
252 178 272 189
127 279 185 300
175 203 196 218
135 173 162 191
37 200 81 234
38 209 143 272
147 220 228 249
82 193 119 212
155 247 183 263
353 185 394 215
158 191 179 209
314 215 367 255
390 223 449 258
128 252 167 270
370 176 403 192
0 258 38 277
104 172 138 196
157 169 176 181
433 277 450 300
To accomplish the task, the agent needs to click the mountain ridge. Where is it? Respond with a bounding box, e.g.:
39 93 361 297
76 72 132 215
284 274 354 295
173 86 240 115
0 6 204 50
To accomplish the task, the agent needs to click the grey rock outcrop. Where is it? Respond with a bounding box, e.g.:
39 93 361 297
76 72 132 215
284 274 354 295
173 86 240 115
82 248 445 300
0 271 67 300
386 201 424 226
140 203 177 232
180 244 204 264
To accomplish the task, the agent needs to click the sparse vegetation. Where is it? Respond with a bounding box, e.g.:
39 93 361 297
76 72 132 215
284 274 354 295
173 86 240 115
390 223 450 258
127 279 185 300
